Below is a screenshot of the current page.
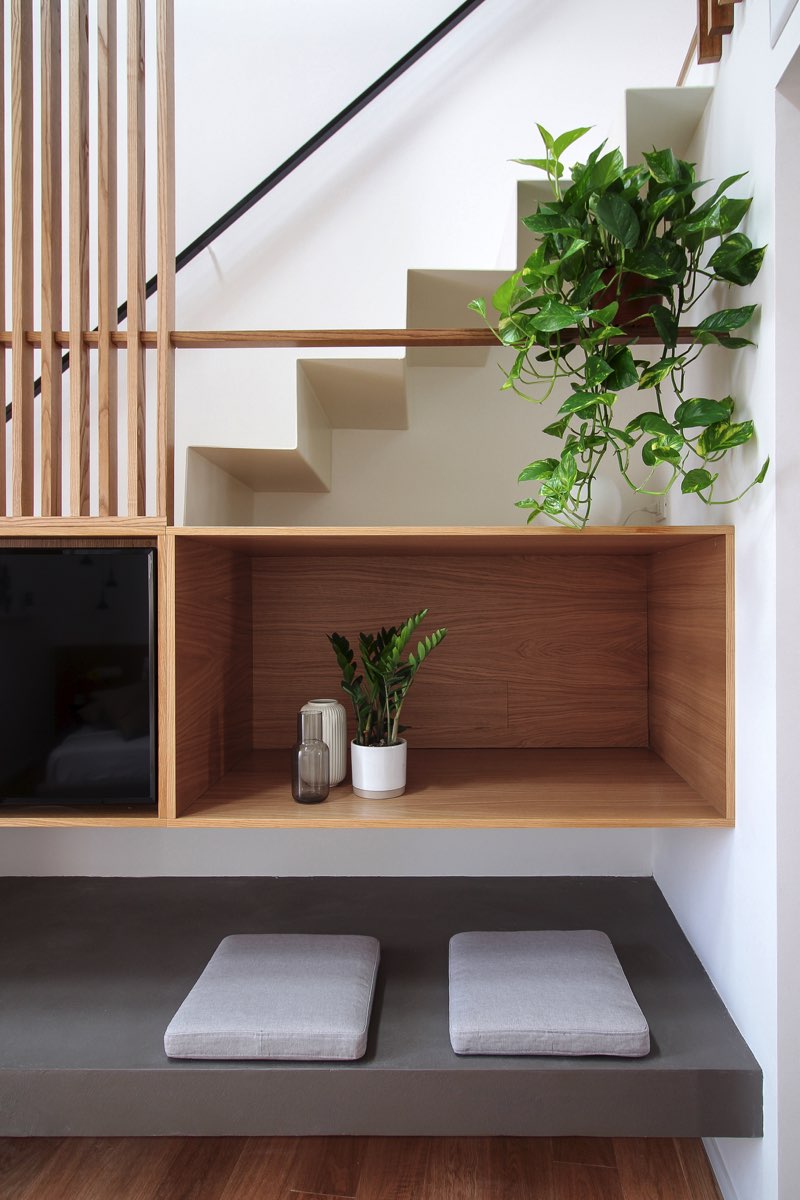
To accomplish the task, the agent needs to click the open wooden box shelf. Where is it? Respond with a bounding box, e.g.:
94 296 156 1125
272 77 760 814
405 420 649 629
171 525 733 829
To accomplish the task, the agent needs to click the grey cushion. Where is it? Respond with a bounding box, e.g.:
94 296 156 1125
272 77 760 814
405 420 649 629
449 930 650 1057
164 934 380 1060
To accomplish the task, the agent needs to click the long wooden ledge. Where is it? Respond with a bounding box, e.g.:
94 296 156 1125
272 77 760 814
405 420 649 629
0 327 701 349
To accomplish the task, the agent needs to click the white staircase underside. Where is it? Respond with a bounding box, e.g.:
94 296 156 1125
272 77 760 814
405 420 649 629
183 87 712 526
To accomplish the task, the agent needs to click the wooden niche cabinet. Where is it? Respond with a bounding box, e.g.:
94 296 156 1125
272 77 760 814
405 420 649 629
168 525 733 830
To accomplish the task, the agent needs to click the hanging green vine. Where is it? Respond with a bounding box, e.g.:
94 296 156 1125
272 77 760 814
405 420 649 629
471 124 769 527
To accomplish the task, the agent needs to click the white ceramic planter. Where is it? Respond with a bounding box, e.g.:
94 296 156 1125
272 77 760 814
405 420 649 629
306 698 347 786
350 739 407 799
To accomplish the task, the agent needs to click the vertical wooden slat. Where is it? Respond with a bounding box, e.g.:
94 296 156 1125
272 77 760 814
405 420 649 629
698 0 723 63
69 0 90 515
11 0 34 516
157 0 176 523
41 0 63 517
127 0 147 516
98 0 118 516
0 9 6 516
709 0 735 35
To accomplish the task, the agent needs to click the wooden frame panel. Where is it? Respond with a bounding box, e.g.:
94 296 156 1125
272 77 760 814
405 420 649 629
174 540 253 817
41 0 63 517
252 553 649 751
11 0 34 517
98 0 118 516
169 527 733 827
648 532 734 820
69 0 90 515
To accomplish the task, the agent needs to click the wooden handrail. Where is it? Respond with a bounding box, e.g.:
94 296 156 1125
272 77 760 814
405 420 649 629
0 327 702 350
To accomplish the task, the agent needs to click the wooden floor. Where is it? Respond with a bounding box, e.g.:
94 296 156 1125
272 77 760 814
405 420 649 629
0 1136 722 1199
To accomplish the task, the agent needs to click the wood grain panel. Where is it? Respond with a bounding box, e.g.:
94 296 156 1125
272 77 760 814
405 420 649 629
98 0 118 516
157 532 176 819
40 0 63 517
648 534 732 819
69 0 90 515
174 540 253 815
252 554 648 749
178 747 726 828
156 0 175 523
127 0 147 516
11 0 34 516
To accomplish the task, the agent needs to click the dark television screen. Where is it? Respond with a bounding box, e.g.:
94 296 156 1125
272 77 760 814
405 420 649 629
0 548 156 807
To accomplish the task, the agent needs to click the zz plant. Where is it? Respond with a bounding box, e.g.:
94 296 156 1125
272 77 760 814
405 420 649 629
470 124 769 527
328 609 447 747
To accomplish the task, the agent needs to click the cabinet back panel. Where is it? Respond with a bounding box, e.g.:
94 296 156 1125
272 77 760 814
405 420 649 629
252 554 649 749
175 542 253 812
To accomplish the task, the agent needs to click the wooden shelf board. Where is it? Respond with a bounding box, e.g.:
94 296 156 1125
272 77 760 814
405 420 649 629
0 517 165 537
178 748 729 828
173 524 731 557
0 808 164 827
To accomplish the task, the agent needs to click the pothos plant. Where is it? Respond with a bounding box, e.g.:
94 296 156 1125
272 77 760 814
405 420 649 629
470 124 769 527
328 609 447 747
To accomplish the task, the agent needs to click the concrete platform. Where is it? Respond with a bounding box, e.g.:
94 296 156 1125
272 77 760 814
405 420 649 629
0 876 762 1137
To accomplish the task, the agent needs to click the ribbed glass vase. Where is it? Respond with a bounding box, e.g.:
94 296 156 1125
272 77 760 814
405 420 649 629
306 698 348 786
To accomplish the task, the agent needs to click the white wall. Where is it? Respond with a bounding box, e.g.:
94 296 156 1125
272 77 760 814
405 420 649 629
654 5 800 1197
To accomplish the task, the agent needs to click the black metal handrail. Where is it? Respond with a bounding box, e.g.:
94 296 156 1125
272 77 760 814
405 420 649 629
6 0 488 422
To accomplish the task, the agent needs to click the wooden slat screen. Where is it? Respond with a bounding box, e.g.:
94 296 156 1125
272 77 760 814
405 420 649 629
1 0 173 520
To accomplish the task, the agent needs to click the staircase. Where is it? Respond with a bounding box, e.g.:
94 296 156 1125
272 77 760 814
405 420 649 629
183 87 711 527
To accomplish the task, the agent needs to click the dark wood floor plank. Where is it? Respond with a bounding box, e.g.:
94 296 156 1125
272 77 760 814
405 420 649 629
148 1137 248 1200
4 1139 117 1200
219 1137 298 1200
613 1138 693 1200
0 1135 723 1200
551 1138 617 1169
418 1138 493 1200
488 1137 555 1199
69 1138 185 1200
0 1138 64 1199
354 1136 431 1200
284 1136 364 1198
551 1162 624 1200
673 1139 723 1200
